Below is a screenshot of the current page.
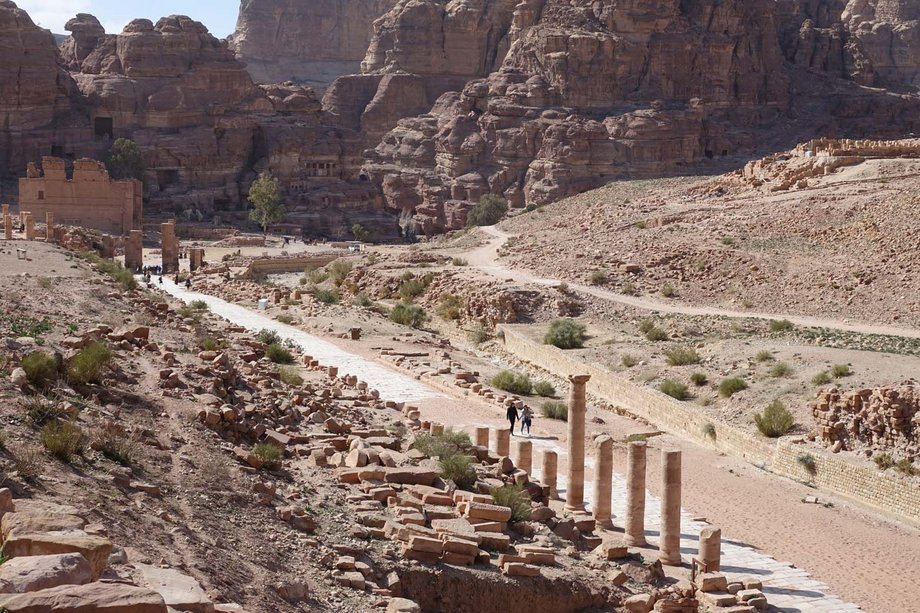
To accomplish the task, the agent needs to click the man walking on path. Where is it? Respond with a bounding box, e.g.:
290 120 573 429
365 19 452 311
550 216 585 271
506 404 518 436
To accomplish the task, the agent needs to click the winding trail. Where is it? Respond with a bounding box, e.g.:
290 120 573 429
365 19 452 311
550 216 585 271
465 225 920 340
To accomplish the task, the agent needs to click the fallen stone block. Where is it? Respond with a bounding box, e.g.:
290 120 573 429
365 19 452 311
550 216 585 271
465 502 512 522
0 553 92 594
624 593 654 613
408 536 443 555
502 563 540 577
0 581 168 613
698 572 728 593
595 537 628 560
386 597 421 613
1 532 112 581
136 564 213 613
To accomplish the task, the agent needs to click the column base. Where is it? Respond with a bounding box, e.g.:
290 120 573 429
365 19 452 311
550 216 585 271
624 534 647 547
658 552 682 566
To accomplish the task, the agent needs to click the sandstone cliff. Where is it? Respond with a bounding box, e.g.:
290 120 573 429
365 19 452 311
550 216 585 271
230 0 398 90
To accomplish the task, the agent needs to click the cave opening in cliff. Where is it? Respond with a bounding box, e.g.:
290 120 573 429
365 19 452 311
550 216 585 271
157 169 180 189
94 117 114 141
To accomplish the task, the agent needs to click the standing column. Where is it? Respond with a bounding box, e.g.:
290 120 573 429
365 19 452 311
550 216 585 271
625 441 647 546
125 230 143 271
1 203 8 217
3 214 11 241
161 221 179 273
542 450 558 498
515 440 533 476
564 374 590 512
659 449 682 566
23 213 34 240
473 427 489 448
592 435 613 528
45 212 54 242
698 526 721 572
430 423 444 436
101 235 114 259
493 427 510 457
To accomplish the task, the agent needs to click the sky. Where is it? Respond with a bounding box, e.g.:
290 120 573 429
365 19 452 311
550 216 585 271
16 0 239 38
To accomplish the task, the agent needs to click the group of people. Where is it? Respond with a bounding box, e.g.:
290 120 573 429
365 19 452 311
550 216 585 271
506 404 534 436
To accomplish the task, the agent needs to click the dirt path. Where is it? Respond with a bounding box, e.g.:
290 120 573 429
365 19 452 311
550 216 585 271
465 225 920 340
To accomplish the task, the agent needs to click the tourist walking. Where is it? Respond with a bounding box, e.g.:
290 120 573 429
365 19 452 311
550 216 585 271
520 405 533 436
506 404 518 436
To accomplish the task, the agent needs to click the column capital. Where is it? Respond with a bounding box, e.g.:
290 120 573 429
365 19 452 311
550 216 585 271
569 374 591 385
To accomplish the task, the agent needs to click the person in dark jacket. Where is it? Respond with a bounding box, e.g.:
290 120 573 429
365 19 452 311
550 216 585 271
506 405 519 436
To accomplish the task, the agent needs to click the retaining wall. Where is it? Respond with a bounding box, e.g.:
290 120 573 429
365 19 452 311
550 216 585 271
499 325 920 524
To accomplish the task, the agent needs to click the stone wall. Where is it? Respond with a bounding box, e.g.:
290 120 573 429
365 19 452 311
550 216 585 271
18 157 141 235
247 253 341 275
499 325 920 524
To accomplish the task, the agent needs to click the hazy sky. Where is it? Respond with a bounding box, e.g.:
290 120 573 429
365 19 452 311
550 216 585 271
17 0 239 38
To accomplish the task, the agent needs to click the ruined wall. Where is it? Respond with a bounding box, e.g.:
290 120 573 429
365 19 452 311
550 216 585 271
18 157 141 235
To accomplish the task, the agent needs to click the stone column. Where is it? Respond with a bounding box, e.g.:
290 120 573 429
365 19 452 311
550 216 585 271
625 441 648 546
473 427 489 448
515 440 533 476
1 203 8 217
125 230 143 271
592 435 614 528
3 214 11 241
45 212 54 242
101 235 114 259
564 374 590 512
493 428 510 457
542 450 558 498
161 221 179 273
430 423 444 436
659 449 682 566
189 248 204 271
699 526 721 572
23 213 34 240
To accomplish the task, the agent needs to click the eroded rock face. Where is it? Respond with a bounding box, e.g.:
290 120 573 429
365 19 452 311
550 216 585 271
230 0 399 89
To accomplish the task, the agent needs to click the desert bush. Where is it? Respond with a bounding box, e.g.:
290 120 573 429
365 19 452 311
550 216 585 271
41 421 86 463
66 342 112 386
755 350 774 362
811 371 832 386
438 452 477 490
252 443 283 470
312 287 339 304
754 400 795 437
451 257 468 267
398 278 428 301
719 377 748 398
491 371 533 395
266 343 294 364
796 453 817 475
690 372 708 386
21 351 58 389
328 260 353 286
664 346 700 366
622 354 638 368
436 294 464 320
11 444 44 482
468 323 490 345
660 284 676 298
490 484 530 523
702 422 716 439
540 401 568 421
257 329 282 345
198 336 219 351
831 364 852 378
189 300 209 311
534 381 556 397
660 379 689 400
93 425 137 466
22 397 65 427
279 366 304 386
769 319 794 332
412 430 472 458
769 362 793 378
544 319 586 349
276 314 295 325
389 303 428 328
589 270 607 285
352 292 373 307
466 194 508 227
873 453 895 470
895 458 919 476
622 281 638 296
625 433 650 443
307 269 329 284
644 326 668 342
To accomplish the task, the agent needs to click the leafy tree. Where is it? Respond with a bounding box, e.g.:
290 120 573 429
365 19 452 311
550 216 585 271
466 194 508 227
248 174 285 233
104 138 144 181
351 223 370 242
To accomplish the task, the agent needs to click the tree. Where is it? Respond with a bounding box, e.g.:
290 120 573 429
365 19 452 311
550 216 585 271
466 194 508 227
248 174 285 233
104 138 144 181
351 223 370 242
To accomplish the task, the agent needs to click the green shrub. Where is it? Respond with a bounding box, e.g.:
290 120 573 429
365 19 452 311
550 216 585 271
41 421 86 463
21 351 58 389
754 400 795 437
769 362 793 378
831 364 852 378
491 371 533 395
811 371 832 386
439 452 477 490
690 372 708 386
873 453 895 470
660 379 689 400
468 324 490 345
189 300 209 311
66 342 112 386
279 366 304 386
398 278 427 301
534 381 556 397
451 257 468 267
796 453 817 475
307 269 329 284
466 194 508 227
719 377 748 398
94 425 137 466
257 329 282 345
351 224 370 242
198 336 219 351
22 397 65 427
436 294 464 320
625 433 650 443
490 484 530 523
544 319 586 349
11 444 44 482
412 430 472 458
702 422 716 439
755 350 774 362
540 401 568 421
312 287 339 304
622 354 638 368
253 442 283 470
638 319 655 334
266 343 294 364
645 326 668 342
352 292 373 307
660 284 676 298
664 346 700 366
328 260 353 286
769 319 794 332
895 458 919 476
589 270 607 285
389 303 428 328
